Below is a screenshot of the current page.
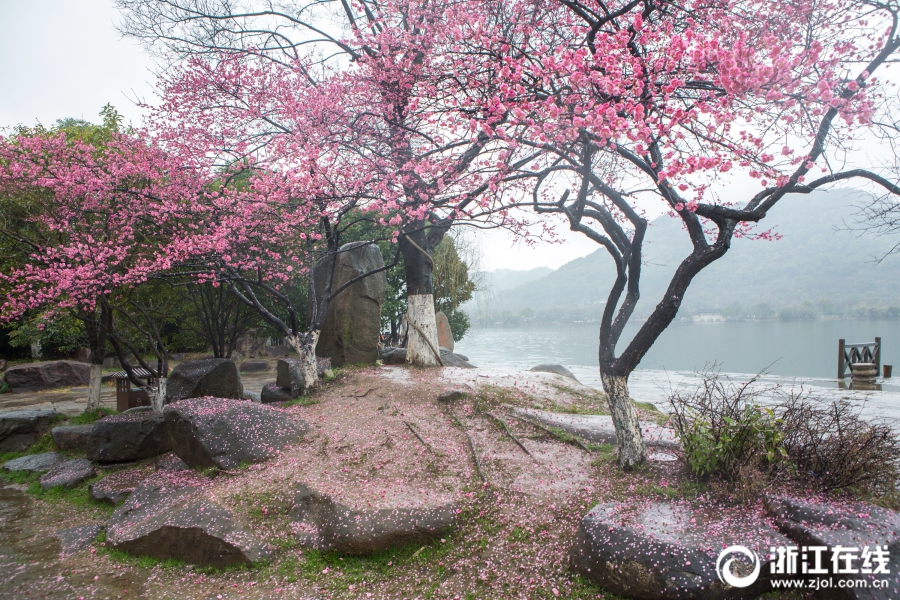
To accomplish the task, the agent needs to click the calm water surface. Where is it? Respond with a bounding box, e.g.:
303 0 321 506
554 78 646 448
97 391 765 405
455 321 900 423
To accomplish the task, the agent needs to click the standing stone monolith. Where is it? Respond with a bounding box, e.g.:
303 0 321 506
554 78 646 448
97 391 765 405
312 242 386 366
435 311 454 352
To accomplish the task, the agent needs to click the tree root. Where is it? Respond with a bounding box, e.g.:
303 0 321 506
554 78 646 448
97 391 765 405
404 420 435 454
507 413 592 454
486 412 534 459
463 428 486 482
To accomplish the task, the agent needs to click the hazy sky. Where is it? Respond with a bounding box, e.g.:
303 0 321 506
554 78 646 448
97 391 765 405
0 1 888 272
0 0 154 128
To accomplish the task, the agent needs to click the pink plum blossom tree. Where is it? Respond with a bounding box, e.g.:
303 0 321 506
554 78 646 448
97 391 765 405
116 0 542 367
464 0 900 468
0 110 212 410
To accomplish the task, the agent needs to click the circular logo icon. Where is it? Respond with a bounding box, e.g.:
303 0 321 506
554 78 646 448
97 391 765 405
716 545 761 588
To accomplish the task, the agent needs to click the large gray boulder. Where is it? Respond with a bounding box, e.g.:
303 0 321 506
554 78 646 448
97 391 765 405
107 485 271 568
164 359 243 404
289 483 457 556
0 408 61 452
530 364 578 381
3 452 65 474
276 359 307 398
86 413 172 463
164 397 308 469
313 242 386 367
40 458 95 490
3 360 90 393
51 424 94 452
765 496 900 598
573 501 790 599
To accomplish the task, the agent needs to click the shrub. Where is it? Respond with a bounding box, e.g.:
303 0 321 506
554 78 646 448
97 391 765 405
667 370 785 481
668 368 900 501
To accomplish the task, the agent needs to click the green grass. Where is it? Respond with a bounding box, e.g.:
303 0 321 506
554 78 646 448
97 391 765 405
282 396 319 408
632 480 707 501
67 408 117 425
103 546 187 570
271 539 455 589
0 431 59 463
26 475 114 516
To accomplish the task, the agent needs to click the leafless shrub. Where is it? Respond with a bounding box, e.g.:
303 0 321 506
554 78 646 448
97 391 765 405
778 393 900 495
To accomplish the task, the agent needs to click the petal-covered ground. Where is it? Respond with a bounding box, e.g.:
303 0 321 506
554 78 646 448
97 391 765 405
0 364 815 599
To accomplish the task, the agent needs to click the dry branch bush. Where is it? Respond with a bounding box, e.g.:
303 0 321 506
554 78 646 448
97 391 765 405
668 368 900 503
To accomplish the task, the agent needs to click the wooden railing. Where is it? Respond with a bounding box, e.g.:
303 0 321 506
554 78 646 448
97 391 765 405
838 337 881 379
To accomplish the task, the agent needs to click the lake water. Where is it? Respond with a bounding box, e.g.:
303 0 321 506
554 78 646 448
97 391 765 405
454 321 900 423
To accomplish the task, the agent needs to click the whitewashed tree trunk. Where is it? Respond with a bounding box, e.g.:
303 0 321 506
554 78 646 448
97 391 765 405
286 331 320 392
86 363 103 411
600 372 646 470
405 294 442 367
151 378 167 413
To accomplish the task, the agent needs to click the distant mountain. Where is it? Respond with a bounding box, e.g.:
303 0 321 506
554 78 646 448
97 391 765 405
484 267 554 291
485 189 900 321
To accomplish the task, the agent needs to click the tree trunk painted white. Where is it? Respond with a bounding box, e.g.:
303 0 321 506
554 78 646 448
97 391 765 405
151 378 167 413
286 331 320 392
600 371 646 470
405 294 442 367
86 363 103 411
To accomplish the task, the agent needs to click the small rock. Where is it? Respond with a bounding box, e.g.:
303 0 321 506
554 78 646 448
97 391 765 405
165 359 244 404
3 452 66 474
107 485 271 568
265 345 289 357
164 397 308 469
0 408 62 452
89 469 152 505
439 349 476 368
239 360 269 373
276 359 306 398
438 389 468 403
380 347 406 365
122 406 153 414
242 390 262 403
290 483 457 555
156 453 190 471
3 360 91 393
439 347 468 361
40 458 95 490
87 413 172 463
322 369 335 380
54 523 104 555
261 383 293 404
530 364 578 381
51 424 94 452
316 357 332 377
